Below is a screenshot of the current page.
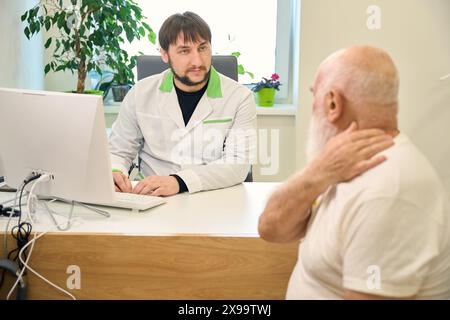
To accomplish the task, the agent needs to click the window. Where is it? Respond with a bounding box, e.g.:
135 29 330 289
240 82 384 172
125 0 297 103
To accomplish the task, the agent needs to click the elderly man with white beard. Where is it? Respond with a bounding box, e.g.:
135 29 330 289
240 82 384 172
258 46 450 300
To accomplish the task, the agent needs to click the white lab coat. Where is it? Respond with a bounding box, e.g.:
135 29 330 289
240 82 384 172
108 67 257 193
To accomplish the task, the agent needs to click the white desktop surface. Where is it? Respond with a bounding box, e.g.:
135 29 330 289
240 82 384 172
0 182 298 300
0 182 278 237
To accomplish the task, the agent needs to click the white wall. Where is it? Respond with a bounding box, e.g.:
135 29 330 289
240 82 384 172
253 115 297 182
296 0 450 193
0 0 44 89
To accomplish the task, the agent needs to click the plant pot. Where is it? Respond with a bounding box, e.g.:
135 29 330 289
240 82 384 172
111 84 132 102
255 88 276 107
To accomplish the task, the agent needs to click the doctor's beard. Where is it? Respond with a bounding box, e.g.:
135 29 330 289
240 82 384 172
305 109 339 163
169 61 211 87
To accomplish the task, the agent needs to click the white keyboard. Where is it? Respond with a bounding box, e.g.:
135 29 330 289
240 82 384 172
108 192 166 211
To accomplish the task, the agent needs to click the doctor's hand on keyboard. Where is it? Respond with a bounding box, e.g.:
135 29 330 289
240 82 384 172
132 176 180 197
113 172 179 197
113 171 133 193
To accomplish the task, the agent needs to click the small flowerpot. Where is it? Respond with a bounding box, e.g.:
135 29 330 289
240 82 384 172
255 88 276 107
111 84 132 102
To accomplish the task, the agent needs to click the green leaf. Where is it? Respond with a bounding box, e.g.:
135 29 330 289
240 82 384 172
24 27 30 39
114 26 123 36
232 52 241 58
44 18 51 31
245 71 255 79
130 5 142 19
44 37 52 49
93 33 105 46
119 7 127 20
28 9 35 21
32 7 39 19
44 64 51 74
71 0 77 5
124 27 134 43
142 22 151 32
35 22 41 34
52 12 59 24
63 23 71 35
63 40 70 51
21 11 28 22
57 13 65 29
237 64 245 75
148 30 156 44
138 26 145 37
130 20 137 31
29 22 35 35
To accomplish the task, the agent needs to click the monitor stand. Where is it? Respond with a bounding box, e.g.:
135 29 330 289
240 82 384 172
38 196 110 231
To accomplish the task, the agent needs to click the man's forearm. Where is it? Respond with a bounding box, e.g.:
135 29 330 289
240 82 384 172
258 166 331 243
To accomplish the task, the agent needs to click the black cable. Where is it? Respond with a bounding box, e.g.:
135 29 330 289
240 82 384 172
11 222 32 269
18 184 25 226
0 173 40 289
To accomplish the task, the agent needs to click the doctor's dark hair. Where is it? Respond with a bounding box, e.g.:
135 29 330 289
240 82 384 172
159 12 212 51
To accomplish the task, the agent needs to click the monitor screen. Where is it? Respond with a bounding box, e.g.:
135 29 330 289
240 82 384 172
0 87 115 204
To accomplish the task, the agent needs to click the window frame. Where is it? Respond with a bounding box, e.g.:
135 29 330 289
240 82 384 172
274 0 299 104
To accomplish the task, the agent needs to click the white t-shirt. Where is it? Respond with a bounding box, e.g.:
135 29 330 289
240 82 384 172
286 133 450 299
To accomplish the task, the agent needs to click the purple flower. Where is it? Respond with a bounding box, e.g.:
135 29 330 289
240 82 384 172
251 73 282 92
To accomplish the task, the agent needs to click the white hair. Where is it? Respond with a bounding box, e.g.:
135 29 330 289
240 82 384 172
319 58 399 106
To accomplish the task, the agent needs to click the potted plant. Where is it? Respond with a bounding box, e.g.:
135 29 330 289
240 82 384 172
251 73 281 107
99 52 138 102
109 55 136 102
21 0 156 94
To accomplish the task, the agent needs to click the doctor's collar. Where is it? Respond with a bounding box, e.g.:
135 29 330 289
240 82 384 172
159 66 222 98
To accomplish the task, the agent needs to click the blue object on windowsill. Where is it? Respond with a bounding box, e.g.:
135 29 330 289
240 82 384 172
88 70 115 100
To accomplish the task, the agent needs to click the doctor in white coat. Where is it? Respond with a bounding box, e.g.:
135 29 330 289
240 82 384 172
109 12 257 196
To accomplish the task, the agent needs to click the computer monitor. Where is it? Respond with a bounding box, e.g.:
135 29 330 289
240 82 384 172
0 87 115 204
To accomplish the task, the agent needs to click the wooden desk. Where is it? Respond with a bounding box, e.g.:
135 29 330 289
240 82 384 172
0 183 298 299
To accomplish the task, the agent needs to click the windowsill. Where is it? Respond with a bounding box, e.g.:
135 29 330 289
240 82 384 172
256 104 296 116
104 102 297 116
104 101 121 114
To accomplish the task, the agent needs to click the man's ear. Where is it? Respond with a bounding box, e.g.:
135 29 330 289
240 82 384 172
325 89 344 123
160 48 169 64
